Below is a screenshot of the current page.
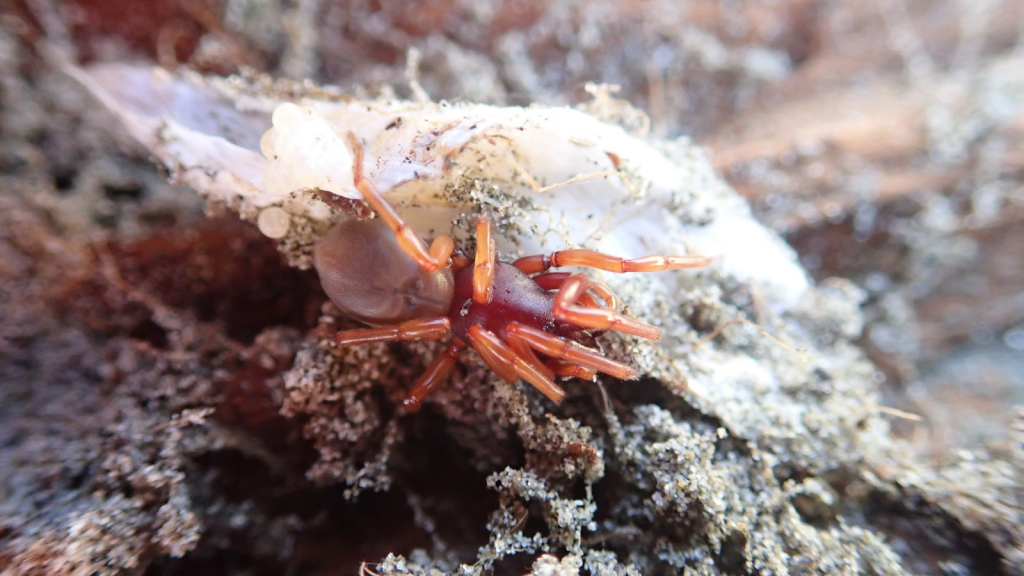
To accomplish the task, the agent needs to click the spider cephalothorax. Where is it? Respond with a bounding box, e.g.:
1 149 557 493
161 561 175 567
313 134 712 410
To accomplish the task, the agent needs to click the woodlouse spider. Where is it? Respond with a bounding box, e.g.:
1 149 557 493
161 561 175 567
313 134 712 411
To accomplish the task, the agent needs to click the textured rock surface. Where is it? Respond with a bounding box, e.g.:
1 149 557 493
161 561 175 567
1 1 1022 575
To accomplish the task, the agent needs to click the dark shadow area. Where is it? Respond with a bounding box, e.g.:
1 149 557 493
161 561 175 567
54 216 326 345
860 490 1006 576
391 409 503 564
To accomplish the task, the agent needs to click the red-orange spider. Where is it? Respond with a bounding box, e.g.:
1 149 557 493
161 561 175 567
313 134 712 411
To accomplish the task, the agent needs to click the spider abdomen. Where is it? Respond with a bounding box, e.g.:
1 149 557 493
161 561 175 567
314 219 455 326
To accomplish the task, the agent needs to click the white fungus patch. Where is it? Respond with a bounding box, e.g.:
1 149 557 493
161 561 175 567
68 63 809 315
262 103 354 198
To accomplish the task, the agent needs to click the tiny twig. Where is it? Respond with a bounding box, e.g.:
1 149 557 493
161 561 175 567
505 151 640 198
536 170 629 193
405 48 430 104
594 379 614 417
878 405 924 422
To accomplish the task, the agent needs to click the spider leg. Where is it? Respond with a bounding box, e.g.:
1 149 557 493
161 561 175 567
585 281 622 311
404 339 466 411
529 272 605 310
513 249 711 275
546 360 597 381
505 323 638 380
466 328 518 383
466 325 565 403
347 133 454 273
508 333 556 381
552 274 662 340
334 317 450 347
473 218 496 304
528 271 571 290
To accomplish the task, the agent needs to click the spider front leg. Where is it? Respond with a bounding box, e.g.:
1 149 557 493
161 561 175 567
552 274 663 340
513 249 712 275
347 133 454 273
334 317 451 347
466 325 566 403
508 333 556 381
505 323 638 380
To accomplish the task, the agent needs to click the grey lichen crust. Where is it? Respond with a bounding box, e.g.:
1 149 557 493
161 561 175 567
6 48 1019 575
